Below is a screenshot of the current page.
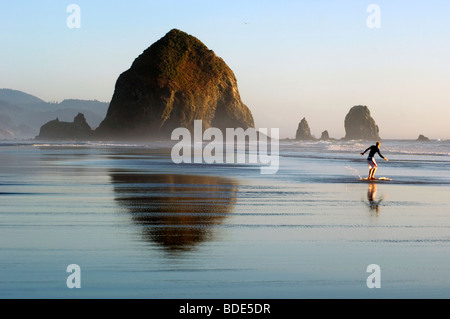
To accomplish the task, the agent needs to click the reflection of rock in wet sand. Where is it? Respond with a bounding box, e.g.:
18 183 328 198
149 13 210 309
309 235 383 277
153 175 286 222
110 173 238 252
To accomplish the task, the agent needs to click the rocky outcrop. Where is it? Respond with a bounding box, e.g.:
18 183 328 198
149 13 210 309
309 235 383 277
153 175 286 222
295 117 315 140
417 134 430 141
95 29 254 140
0 89 108 139
36 113 93 140
344 105 380 140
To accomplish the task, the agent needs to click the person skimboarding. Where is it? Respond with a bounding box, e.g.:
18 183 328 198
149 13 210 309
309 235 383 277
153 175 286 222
360 141 388 180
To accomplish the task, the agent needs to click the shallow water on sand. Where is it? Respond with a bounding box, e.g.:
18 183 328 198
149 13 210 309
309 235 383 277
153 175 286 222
1 140 450 298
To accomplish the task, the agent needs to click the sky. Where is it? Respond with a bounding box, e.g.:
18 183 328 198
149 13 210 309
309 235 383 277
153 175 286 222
1 0 449 139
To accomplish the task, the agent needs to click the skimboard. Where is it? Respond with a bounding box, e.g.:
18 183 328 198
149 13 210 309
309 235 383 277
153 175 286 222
361 177 392 182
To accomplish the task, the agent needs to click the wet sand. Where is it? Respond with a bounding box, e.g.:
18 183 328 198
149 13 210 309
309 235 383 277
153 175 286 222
1 141 450 298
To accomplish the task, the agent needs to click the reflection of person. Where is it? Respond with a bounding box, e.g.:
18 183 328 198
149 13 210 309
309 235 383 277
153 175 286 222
367 183 382 213
360 142 388 180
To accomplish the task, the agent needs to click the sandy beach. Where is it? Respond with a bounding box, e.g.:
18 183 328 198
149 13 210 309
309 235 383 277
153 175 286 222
0 140 449 298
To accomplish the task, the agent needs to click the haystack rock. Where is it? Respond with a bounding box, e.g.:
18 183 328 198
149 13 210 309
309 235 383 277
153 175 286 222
95 29 254 140
344 105 380 140
295 117 315 140
36 113 93 140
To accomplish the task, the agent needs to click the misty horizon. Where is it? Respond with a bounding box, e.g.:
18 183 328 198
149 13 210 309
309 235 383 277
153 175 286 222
1 1 449 140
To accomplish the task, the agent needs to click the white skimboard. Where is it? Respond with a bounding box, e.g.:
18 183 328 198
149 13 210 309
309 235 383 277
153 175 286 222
360 177 392 182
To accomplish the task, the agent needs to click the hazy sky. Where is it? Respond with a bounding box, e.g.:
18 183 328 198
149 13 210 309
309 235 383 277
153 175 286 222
1 0 449 139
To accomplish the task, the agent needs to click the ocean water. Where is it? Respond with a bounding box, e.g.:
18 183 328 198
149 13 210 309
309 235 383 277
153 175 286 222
0 139 449 298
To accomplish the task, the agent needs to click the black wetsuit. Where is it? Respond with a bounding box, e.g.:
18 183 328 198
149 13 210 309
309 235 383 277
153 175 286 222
363 145 385 159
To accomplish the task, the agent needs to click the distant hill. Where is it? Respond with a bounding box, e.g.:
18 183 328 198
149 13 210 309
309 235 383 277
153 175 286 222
0 89 109 139
0 88 46 105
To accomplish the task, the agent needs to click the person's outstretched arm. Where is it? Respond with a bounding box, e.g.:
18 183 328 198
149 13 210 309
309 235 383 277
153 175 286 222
377 150 388 161
360 147 370 155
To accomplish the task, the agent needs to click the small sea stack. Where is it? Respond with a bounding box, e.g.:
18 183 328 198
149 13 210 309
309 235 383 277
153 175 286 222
416 134 430 141
320 130 330 140
344 105 380 140
295 117 315 140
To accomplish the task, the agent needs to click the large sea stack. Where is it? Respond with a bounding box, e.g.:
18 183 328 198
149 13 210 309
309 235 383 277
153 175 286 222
95 29 254 140
344 105 380 140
